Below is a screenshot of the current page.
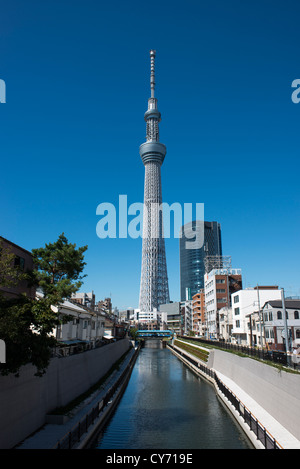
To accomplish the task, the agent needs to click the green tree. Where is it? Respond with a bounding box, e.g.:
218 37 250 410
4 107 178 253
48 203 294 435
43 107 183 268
129 327 138 340
0 233 88 377
31 232 88 304
0 296 58 376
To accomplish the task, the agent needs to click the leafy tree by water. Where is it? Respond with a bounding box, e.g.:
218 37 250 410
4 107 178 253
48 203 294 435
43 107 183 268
0 233 88 377
31 233 87 304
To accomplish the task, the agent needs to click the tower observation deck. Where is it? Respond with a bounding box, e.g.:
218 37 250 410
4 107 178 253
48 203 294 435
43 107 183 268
139 50 170 312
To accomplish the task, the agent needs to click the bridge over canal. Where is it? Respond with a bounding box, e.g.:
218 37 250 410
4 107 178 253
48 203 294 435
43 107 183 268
136 330 173 339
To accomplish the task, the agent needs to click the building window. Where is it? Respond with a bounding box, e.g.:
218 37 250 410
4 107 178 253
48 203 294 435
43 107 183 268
294 311 299 320
277 311 282 320
235 320 240 328
216 279 225 284
234 295 239 303
234 307 240 315
14 256 25 271
268 312 273 321
216 289 226 293
217 298 227 303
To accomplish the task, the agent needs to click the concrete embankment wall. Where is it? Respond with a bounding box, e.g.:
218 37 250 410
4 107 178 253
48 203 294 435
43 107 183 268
208 349 300 442
0 339 130 449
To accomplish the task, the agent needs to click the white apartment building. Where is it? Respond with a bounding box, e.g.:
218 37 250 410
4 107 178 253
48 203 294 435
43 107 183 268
231 287 282 346
138 310 158 322
262 299 300 351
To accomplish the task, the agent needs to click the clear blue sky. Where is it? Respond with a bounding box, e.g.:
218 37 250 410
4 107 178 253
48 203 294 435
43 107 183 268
1 0 299 310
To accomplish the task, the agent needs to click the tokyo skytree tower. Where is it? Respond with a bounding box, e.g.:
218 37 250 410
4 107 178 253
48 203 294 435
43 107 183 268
139 50 170 312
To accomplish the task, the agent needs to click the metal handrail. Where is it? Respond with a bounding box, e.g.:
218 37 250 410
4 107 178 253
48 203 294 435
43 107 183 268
178 336 289 367
53 346 140 449
168 343 282 449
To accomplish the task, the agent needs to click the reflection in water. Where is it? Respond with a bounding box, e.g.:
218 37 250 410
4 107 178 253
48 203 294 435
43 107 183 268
94 340 252 449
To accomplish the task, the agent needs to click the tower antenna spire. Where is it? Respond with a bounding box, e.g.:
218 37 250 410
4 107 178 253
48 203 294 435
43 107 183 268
150 49 156 98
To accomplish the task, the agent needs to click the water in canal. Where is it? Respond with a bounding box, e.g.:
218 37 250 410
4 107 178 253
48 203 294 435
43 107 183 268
94 340 252 449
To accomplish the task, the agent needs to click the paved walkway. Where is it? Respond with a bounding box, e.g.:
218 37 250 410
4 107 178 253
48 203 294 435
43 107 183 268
16 347 137 449
216 371 300 449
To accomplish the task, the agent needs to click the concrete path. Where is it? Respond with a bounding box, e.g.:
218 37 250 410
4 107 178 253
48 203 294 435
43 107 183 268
216 371 300 449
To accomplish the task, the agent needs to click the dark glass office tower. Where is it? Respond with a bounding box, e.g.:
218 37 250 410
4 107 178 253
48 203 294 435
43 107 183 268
180 221 222 300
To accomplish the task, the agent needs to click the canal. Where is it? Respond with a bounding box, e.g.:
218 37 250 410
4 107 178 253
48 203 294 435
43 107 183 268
93 340 253 449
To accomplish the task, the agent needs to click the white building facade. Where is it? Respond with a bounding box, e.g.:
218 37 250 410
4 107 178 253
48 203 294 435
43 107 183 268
231 287 282 346
52 299 105 345
262 299 300 351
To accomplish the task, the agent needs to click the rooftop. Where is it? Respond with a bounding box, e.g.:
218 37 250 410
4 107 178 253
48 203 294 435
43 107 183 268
264 299 300 309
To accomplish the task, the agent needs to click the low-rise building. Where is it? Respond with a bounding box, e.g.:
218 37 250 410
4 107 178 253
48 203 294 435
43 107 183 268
97 297 112 314
262 299 300 351
119 308 134 322
51 297 105 345
231 286 281 346
135 320 160 331
159 302 182 335
219 306 233 342
72 291 96 310
138 310 158 323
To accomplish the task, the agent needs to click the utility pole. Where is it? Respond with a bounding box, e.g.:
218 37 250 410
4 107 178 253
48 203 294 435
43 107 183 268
256 285 264 348
281 288 290 354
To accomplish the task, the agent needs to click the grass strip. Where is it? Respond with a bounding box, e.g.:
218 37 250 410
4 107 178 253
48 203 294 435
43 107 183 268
181 337 300 374
174 339 209 363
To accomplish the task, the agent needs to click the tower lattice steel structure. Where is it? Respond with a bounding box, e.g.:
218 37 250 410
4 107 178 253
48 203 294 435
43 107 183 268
139 50 170 312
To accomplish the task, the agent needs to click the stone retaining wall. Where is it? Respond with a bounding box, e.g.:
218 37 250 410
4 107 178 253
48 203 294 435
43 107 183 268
209 348 300 441
0 339 130 449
